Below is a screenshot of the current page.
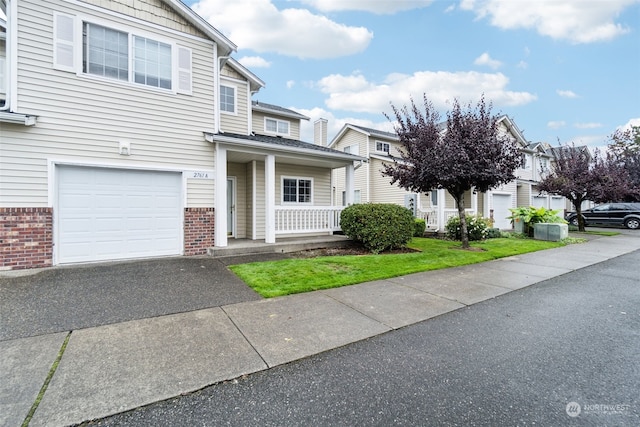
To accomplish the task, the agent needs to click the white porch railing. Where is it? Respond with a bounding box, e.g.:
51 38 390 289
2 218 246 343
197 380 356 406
275 206 344 235
418 208 477 231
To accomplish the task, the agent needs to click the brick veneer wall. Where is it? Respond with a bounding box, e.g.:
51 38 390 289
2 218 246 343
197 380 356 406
184 207 215 256
0 208 53 270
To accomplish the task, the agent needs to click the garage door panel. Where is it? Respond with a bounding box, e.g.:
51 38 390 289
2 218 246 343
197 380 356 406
493 194 512 230
57 166 183 264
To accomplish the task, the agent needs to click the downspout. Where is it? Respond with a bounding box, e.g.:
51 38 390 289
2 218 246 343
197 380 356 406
215 53 231 133
1 0 15 111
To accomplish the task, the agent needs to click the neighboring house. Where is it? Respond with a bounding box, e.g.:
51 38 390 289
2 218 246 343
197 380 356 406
327 116 561 231
0 0 362 270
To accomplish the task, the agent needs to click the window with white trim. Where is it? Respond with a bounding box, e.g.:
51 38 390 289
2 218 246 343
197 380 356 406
265 118 290 136
54 13 192 94
282 177 312 203
220 85 236 113
341 189 361 206
344 144 359 155
376 141 390 154
522 153 532 170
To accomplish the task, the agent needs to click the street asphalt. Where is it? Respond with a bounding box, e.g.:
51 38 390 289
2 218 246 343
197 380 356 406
0 230 639 427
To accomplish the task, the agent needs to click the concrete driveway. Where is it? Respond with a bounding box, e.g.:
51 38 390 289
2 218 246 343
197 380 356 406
0 254 285 341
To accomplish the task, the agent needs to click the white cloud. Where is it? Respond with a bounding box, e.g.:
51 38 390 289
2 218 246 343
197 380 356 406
547 121 566 129
237 56 271 68
192 0 372 59
516 60 528 69
316 71 537 114
574 122 603 129
556 89 578 98
286 80 296 89
460 0 636 43
619 118 640 131
299 0 433 14
474 52 502 69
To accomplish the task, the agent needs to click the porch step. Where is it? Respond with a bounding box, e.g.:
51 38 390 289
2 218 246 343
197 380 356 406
207 236 356 258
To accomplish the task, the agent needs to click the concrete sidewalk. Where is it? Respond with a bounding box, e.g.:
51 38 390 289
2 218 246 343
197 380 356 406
2 233 640 427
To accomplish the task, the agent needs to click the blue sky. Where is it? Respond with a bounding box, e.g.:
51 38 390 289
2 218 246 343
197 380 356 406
191 0 639 149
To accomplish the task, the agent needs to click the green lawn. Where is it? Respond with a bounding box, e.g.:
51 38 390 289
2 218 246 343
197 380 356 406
230 237 576 298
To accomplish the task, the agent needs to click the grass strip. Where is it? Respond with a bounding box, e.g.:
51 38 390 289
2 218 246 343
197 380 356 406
22 332 71 427
230 237 574 298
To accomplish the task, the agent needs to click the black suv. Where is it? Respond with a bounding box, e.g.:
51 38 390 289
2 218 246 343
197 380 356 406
566 203 640 229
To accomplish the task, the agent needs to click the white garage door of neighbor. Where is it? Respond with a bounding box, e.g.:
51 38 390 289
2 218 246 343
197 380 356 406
57 166 183 264
550 197 565 211
492 194 512 229
532 196 547 208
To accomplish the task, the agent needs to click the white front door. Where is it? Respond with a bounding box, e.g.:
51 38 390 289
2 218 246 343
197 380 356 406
56 166 183 264
227 177 235 237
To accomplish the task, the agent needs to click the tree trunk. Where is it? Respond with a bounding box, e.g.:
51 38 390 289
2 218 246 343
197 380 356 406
574 198 586 232
454 192 470 249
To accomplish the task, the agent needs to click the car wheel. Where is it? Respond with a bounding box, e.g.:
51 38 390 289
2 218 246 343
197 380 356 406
624 218 640 229
570 217 579 226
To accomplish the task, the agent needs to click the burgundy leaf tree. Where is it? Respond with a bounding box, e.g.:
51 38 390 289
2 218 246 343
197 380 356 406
539 144 633 231
383 94 522 249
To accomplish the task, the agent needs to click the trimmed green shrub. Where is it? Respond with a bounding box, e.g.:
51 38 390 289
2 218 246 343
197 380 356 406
340 203 415 253
414 218 426 237
486 227 502 239
445 215 490 241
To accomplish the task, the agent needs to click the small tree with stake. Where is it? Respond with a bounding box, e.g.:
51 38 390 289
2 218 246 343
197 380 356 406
383 94 522 249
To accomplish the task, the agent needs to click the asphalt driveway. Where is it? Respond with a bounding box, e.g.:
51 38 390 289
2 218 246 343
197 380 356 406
0 254 286 342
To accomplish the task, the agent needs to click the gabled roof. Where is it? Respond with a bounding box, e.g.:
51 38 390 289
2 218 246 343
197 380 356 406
163 0 236 56
329 123 399 148
252 101 310 121
496 115 529 149
547 144 592 161
224 58 265 92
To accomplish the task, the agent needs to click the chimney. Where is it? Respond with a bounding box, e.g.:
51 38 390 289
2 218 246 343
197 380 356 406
314 118 328 146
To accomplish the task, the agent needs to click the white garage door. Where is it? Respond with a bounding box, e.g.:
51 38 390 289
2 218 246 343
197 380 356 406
550 196 565 211
532 196 547 208
492 194 512 229
57 166 183 264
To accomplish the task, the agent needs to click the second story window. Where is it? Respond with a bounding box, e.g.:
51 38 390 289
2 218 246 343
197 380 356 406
376 141 390 154
220 85 235 113
56 13 192 94
266 118 290 136
133 37 172 89
83 23 129 81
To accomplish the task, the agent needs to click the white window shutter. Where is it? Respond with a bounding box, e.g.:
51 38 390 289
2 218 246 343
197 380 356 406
53 12 76 72
177 46 192 94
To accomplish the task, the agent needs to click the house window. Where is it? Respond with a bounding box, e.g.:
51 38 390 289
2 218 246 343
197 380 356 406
83 23 129 81
55 14 192 94
341 189 361 206
344 144 359 155
220 85 235 113
266 118 290 136
430 191 438 206
522 153 532 170
133 36 172 89
376 141 390 154
283 178 312 203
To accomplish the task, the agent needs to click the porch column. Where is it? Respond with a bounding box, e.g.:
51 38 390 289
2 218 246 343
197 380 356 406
345 163 355 205
437 189 446 231
471 188 478 214
265 154 276 243
214 144 228 247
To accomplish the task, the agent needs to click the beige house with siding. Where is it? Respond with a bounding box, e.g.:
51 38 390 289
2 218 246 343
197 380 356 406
0 0 362 270
327 116 560 231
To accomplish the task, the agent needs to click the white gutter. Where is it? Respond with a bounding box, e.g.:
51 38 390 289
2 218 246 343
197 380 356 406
0 111 36 125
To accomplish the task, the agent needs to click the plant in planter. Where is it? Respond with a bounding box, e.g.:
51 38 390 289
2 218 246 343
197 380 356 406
507 206 566 237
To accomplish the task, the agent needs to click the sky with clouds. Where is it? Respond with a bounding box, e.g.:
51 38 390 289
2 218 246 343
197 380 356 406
188 0 640 149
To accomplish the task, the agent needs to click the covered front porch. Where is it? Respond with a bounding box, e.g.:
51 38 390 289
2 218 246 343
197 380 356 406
206 132 365 248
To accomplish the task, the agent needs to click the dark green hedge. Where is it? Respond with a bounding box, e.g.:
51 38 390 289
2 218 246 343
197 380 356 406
340 204 415 253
